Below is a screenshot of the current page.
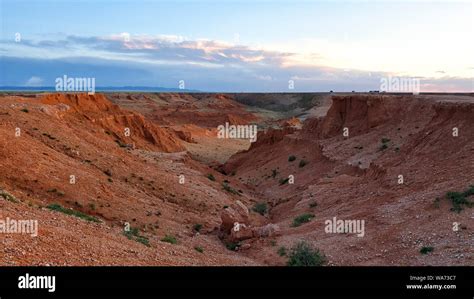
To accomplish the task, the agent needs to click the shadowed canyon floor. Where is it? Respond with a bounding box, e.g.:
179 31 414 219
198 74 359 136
0 92 473 266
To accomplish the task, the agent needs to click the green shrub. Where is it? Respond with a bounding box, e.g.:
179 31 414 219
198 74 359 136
252 202 268 216
277 246 287 257
124 227 150 247
194 246 204 253
292 213 315 227
225 241 240 251
0 189 19 203
446 185 474 213
420 246 434 254
299 160 308 168
47 203 100 223
161 234 177 244
288 155 296 162
380 138 391 151
207 174 216 181
287 241 326 266
222 183 240 196
193 224 203 232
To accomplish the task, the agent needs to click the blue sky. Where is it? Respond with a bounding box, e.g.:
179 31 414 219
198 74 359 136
1 0 473 91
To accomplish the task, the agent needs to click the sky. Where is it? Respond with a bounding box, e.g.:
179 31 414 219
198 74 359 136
0 0 473 92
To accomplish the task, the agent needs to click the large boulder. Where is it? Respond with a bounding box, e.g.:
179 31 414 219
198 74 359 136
220 200 249 233
229 223 254 242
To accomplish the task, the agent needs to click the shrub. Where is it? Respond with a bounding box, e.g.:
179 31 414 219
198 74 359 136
193 224 203 232
20 108 29 113
161 234 177 244
279 178 289 185
309 202 318 208
46 203 100 223
380 138 391 151
287 241 326 266
0 189 19 203
288 155 296 162
252 202 268 216
277 246 287 257
124 227 150 247
292 213 315 227
299 160 308 168
222 183 240 196
207 174 216 181
194 246 204 253
271 169 278 178
420 246 434 254
46 188 65 196
225 241 240 251
103 169 112 177
446 185 474 213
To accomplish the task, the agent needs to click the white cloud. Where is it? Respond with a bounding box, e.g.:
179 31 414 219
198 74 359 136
25 76 43 86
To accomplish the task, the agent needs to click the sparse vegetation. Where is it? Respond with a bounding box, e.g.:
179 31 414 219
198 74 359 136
299 160 308 168
225 241 240 251
291 213 315 227
42 133 56 140
277 246 287 257
420 246 434 254
380 138 391 150
287 241 326 266
446 185 474 213
161 234 177 244
46 188 65 196
115 139 127 148
222 183 240 196
193 224 203 232
46 203 100 222
0 189 19 203
252 202 268 216
271 169 278 178
124 227 150 247
288 155 296 162
207 174 216 181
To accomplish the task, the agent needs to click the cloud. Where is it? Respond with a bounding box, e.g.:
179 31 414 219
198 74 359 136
1 34 472 92
8 34 293 67
25 76 43 86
